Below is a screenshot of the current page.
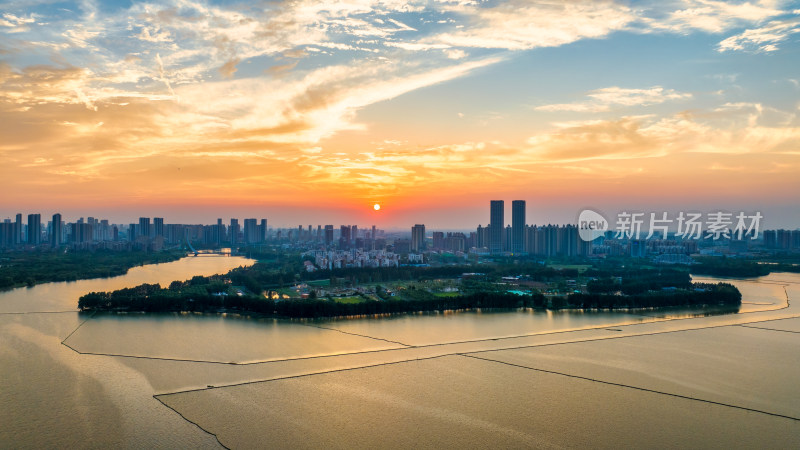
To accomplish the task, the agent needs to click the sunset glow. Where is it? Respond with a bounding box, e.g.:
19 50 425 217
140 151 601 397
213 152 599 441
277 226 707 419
1 1 799 227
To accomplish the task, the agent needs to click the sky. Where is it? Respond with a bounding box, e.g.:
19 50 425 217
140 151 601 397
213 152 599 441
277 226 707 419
1 0 799 229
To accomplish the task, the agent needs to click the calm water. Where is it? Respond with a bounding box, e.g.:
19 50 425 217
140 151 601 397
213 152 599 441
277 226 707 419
2 259 799 448
0 254 252 448
0 253 254 313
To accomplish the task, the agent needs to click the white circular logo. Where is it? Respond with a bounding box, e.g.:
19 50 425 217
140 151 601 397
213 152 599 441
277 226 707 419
578 209 608 242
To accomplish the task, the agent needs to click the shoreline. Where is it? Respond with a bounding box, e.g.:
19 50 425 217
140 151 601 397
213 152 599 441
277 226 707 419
79 298 742 320
0 250 188 292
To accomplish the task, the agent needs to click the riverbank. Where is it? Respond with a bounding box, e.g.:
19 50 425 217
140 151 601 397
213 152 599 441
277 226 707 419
0 249 186 291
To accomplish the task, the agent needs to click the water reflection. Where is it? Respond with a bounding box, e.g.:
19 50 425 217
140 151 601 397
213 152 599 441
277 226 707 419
0 254 253 313
3 266 800 448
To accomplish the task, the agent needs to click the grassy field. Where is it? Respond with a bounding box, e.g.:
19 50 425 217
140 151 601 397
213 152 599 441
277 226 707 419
433 292 462 298
331 296 367 304
275 288 300 298
548 264 591 273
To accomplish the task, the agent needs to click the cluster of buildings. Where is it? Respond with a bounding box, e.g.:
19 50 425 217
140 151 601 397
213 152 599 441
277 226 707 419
0 213 100 249
407 201 799 260
0 211 394 253
0 213 270 251
304 249 401 270
763 229 800 250
2 204 798 260
261 224 389 250
405 201 593 258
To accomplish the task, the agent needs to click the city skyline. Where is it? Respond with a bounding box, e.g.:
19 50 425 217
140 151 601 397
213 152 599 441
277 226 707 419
3 200 796 249
0 201 797 232
1 1 800 228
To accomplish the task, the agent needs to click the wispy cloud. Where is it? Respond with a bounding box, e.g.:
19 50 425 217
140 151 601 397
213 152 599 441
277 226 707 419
647 0 784 33
535 86 692 112
0 12 36 32
718 17 800 52
1 0 799 211
425 0 635 50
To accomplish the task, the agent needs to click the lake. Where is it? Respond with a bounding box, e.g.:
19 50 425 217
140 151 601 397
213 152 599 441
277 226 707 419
2 257 799 448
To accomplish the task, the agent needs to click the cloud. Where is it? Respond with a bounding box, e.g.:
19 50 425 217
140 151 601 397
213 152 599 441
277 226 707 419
155 53 176 97
266 61 299 77
535 86 692 112
425 0 635 50
74 88 97 111
718 17 800 52
169 55 503 145
0 13 36 32
444 48 467 59
649 0 784 34
136 25 173 43
1 0 799 208
219 58 240 78
523 104 800 167
535 103 612 113
589 86 692 106
294 104 800 195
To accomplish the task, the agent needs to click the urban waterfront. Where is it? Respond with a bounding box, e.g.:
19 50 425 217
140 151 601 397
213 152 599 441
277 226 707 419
4 0 800 447
1 255 799 448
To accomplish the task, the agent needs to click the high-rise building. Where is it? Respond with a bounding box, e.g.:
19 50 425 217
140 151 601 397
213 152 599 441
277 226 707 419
394 239 411 254
86 217 97 241
339 225 351 249
467 231 477 249
138 217 151 238
432 231 444 250
153 217 164 238
51 213 62 246
244 219 259 243
324 225 334 245
71 222 93 244
512 200 525 254
100 219 110 241
230 219 239 246
14 213 22 245
444 232 466 252
411 224 425 252
763 230 776 248
262 219 269 242
27 214 41 245
560 224 578 256
490 200 504 254
0 221 14 248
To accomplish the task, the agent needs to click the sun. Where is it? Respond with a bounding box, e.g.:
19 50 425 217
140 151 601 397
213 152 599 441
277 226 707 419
373 203 381 211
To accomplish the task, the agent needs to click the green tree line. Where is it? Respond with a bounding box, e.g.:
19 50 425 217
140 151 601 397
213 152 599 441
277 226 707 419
78 280 740 318
0 249 184 290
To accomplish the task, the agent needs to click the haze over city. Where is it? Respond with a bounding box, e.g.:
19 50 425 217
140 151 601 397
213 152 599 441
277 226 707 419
1 0 799 228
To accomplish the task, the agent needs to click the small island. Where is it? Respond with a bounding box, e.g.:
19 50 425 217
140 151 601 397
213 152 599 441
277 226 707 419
79 255 742 318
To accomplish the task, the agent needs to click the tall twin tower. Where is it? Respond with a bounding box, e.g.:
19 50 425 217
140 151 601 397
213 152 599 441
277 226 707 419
490 200 526 254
